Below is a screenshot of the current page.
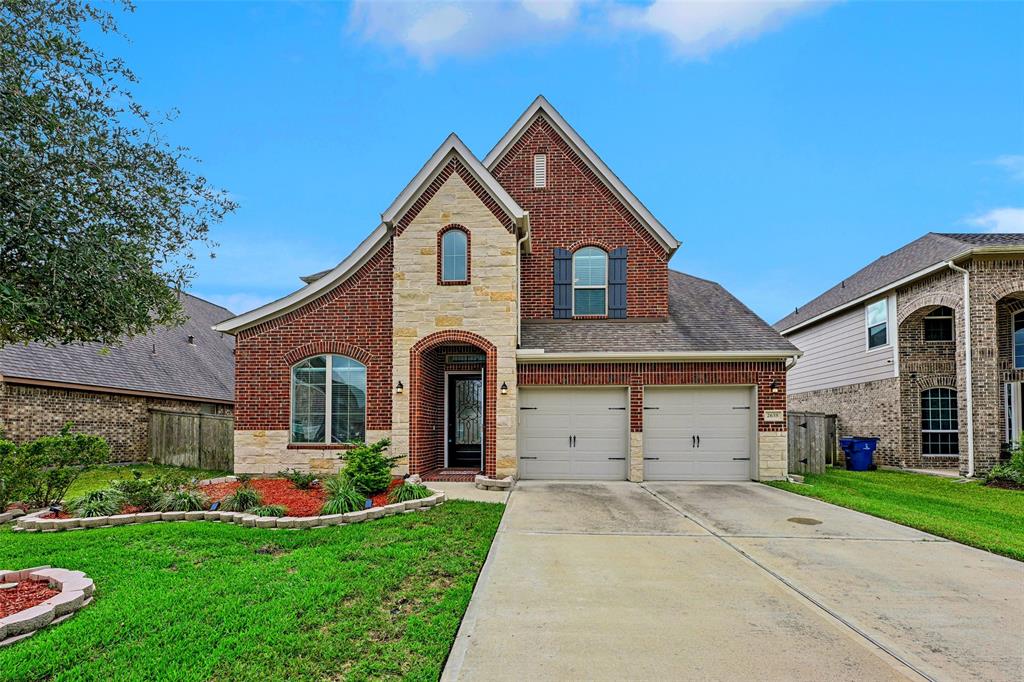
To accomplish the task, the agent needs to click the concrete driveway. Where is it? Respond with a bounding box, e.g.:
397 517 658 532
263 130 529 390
442 482 1024 682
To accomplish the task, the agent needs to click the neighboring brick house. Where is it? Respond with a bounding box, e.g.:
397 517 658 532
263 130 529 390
214 97 799 482
0 293 234 461
776 233 1024 475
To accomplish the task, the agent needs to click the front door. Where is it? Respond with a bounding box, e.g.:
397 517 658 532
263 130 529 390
447 374 483 468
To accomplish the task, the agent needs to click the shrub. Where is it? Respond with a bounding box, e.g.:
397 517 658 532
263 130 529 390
221 482 262 512
987 437 1024 487
279 468 318 490
388 482 432 504
155 488 209 512
249 504 287 517
320 476 366 515
0 438 34 510
338 439 398 496
66 488 125 517
20 423 110 506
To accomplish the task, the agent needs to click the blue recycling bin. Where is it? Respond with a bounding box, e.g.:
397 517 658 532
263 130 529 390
839 437 879 471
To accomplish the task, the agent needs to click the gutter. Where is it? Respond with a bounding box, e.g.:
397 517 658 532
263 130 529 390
948 261 975 477
515 214 531 347
516 349 802 363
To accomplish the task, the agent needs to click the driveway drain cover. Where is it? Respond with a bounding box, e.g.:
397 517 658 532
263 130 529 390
787 517 822 525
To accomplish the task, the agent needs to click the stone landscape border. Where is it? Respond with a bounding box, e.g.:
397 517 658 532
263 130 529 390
0 508 28 525
12 490 447 532
0 566 94 647
474 475 514 492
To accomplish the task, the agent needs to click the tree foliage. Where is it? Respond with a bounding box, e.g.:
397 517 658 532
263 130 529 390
0 0 236 346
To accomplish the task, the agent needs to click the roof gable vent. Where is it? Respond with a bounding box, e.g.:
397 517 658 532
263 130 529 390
533 153 547 188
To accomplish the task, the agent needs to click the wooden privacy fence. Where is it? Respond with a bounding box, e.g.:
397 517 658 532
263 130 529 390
787 411 838 475
150 410 233 472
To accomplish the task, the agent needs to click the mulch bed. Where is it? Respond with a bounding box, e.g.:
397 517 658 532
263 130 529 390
985 479 1024 491
0 580 59 619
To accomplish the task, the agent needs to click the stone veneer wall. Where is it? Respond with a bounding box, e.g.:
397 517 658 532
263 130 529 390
0 381 231 462
788 378 901 466
390 169 519 478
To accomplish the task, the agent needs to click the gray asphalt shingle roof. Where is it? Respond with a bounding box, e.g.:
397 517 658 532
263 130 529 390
521 270 798 354
774 232 1024 333
0 293 235 403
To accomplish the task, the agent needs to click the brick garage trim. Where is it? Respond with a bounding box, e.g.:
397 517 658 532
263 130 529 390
409 330 498 477
517 361 786 432
396 158 516 236
282 341 374 367
436 224 471 286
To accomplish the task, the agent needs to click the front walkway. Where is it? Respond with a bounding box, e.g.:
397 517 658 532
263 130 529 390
443 481 1023 681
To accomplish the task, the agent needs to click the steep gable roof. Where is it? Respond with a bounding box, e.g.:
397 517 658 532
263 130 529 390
484 95 681 254
775 232 1024 333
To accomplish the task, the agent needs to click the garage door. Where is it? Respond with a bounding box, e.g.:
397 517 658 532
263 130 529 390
643 386 753 481
518 387 628 480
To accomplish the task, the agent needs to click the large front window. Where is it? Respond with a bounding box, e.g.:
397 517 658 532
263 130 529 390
573 247 607 315
921 388 959 456
1014 311 1024 369
291 355 366 444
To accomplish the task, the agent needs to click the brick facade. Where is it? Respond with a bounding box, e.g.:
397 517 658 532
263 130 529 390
0 381 230 462
492 116 670 320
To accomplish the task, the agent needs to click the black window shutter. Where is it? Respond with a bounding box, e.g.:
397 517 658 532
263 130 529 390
553 248 572 319
608 247 627 319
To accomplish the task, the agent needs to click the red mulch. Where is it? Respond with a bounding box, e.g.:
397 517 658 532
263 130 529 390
370 478 404 508
41 511 72 520
0 580 59 619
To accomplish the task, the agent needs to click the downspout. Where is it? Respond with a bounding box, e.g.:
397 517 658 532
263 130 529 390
948 262 975 477
516 214 531 346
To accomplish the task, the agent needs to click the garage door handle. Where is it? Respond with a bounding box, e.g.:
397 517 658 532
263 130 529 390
608 407 626 410
643 406 659 410
520 407 538 411
520 456 538 460
696 435 700 448
732 457 750 461
607 457 626 460
643 457 659 461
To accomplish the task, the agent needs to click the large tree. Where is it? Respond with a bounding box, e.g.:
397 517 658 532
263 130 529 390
0 0 235 346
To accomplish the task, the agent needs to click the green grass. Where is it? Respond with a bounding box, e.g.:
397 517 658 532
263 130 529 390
768 468 1024 561
63 463 231 501
0 500 503 681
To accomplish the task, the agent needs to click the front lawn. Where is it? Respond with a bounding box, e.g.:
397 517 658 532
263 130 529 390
63 463 231 501
0 500 503 681
768 468 1024 561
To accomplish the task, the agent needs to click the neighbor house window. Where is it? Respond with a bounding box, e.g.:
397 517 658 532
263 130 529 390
291 355 366 444
921 387 959 455
440 228 468 283
573 246 607 316
533 154 547 188
866 299 889 349
924 306 954 342
1015 311 1024 369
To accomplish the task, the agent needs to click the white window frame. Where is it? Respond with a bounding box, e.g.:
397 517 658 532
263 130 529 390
533 153 547 188
572 247 608 317
865 297 890 351
1014 310 1024 369
440 228 468 283
923 306 955 342
289 354 366 445
920 387 959 456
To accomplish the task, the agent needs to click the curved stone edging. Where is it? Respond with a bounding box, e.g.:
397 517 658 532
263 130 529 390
0 566 95 646
0 508 29 525
474 475 514 492
12 491 447 532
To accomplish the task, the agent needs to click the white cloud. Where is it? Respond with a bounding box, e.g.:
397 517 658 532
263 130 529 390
348 0 827 63
966 207 1024 233
989 154 1024 182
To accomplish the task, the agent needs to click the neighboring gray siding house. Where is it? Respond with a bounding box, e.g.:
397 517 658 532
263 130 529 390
776 233 1024 475
0 293 235 461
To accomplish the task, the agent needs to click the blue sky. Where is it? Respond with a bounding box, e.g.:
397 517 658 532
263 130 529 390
98 1 1023 324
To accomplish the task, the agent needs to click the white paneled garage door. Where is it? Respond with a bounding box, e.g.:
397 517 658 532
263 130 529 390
518 387 628 480
643 386 753 481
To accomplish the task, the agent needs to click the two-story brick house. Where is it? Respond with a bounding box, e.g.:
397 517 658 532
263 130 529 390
213 97 799 482
776 233 1024 476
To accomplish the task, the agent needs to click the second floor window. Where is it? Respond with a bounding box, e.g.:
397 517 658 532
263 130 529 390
441 228 468 282
924 306 954 341
866 299 888 349
1015 311 1024 369
573 247 607 315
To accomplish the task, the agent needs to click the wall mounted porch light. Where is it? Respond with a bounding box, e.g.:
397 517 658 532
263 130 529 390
500 382 508 395
395 381 404 394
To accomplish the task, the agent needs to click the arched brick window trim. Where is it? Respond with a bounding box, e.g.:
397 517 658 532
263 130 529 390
916 376 957 391
283 341 373 367
409 330 498 477
567 239 616 253
437 224 471 286
897 295 963 324
987 279 1024 302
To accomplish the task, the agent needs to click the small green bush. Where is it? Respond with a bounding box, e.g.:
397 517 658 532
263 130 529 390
20 423 110 506
387 482 431 504
0 438 34 510
66 488 125 517
111 470 171 510
321 476 366 515
156 488 209 512
338 439 398 496
249 504 287 517
221 483 262 512
987 436 1024 487
279 468 318 490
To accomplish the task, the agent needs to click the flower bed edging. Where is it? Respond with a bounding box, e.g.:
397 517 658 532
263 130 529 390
474 475 515 492
0 566 95 647
12 491 447 533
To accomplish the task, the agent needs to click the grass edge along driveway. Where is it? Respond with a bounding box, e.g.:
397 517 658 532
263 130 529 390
0 500 504 682
768 468 1023 561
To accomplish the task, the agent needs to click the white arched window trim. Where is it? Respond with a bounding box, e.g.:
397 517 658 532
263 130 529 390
572 246 608 316
290 355 367 445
